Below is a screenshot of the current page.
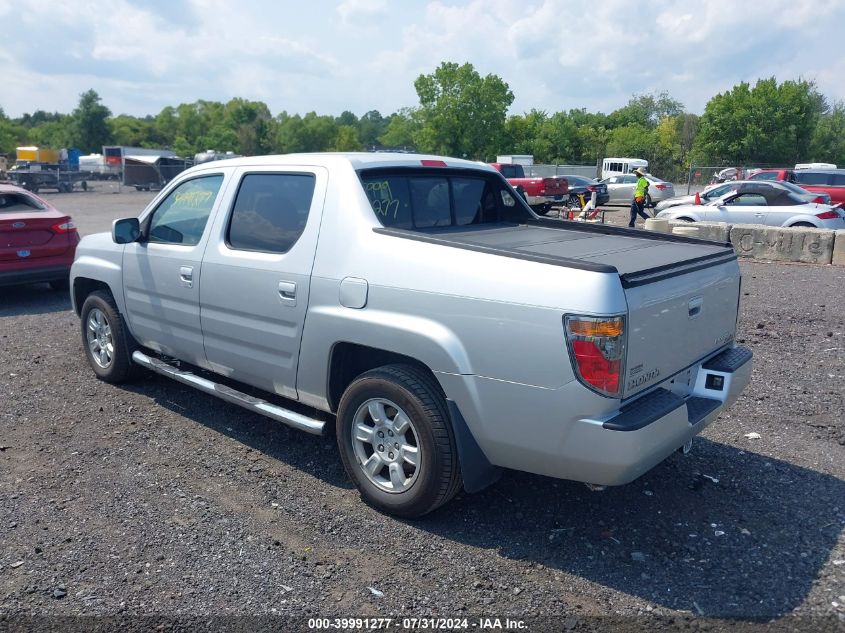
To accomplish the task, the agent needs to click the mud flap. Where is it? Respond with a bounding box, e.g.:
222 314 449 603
446 400 502 493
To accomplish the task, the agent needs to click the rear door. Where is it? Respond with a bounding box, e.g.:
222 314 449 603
122 173 227 365
199 167 327 399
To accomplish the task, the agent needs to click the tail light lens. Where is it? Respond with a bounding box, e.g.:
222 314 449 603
815 210 840 220
654 184 667 190
51 221 77 233
564 315 626 398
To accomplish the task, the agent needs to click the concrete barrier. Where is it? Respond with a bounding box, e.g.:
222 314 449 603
729 224 835 264
672 225 700 237
654 220 841 265
667 221 732 243
644 218 670 233
833 230 845 266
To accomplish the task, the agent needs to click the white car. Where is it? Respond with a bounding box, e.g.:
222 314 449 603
655 180 832 213
601 173 675 206
656 182 845 229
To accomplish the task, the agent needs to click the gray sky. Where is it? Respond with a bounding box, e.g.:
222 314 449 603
1 0 843 119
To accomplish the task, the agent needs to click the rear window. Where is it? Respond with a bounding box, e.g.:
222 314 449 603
0 192 47 212
793 171 832 186
498 165 524 178
361 170 528 229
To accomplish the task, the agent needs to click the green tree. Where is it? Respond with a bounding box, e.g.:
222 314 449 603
608 92 684 129
379 108 419 148
332 125 362 151
809 101 845 165
413 61 513 159
71 89 112 152
693 78 825 165
358 110 387 147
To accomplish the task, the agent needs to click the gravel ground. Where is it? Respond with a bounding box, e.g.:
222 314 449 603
0 191 844 632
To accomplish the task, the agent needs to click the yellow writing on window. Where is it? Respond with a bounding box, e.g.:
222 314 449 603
174 190 214 209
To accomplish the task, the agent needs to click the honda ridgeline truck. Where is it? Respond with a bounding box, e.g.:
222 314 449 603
70 153 752 517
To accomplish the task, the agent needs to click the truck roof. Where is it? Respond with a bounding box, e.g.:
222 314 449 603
187 152 495 173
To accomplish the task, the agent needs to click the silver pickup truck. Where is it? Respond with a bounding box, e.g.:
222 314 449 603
70 153 752 517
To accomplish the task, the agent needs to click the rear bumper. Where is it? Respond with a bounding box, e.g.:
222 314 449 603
439 345 753 486
0 264 71 287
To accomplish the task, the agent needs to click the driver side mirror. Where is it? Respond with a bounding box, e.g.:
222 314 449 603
112 217 140 244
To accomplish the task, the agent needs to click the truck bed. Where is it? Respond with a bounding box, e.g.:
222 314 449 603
374 219 736 287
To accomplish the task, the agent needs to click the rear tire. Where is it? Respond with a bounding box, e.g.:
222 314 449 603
791 222 814 227
80 290 141 383
336 364 462 518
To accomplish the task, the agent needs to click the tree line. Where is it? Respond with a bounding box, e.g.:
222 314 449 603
1 62 843 182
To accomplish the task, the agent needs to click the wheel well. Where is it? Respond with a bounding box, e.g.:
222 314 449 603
676 216 695 222
327 343 437 413
72 278 111 315
789 222 815 227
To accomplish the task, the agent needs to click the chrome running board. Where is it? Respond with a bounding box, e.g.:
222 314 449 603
131 350 325 436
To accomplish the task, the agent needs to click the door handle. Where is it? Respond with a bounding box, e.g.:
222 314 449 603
278 281 297 305
179 266 193 288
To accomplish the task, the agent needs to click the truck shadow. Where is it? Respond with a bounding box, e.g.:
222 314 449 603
0 283 72 316
119 376 842 618
419 436 844 618
122 375 354 490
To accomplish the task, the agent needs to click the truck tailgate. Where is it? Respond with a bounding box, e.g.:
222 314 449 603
377 222 740 399
622 258 740 398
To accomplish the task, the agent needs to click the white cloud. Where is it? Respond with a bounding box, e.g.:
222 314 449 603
337 0 388 24
0 0 843 119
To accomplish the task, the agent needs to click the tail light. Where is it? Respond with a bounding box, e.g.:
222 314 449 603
564 315 626 398
587 185 597 192
420 159 447 167
815 210 840 220
654 184 667 190
812 196 826 204
51 221 77 233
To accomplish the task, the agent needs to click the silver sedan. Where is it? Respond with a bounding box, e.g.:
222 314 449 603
656 182 845 229
655 180 832 212
601 174 675 206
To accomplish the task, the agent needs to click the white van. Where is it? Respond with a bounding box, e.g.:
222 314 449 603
602 157 648 180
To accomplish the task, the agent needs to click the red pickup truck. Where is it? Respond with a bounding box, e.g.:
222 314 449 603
489 163 568 215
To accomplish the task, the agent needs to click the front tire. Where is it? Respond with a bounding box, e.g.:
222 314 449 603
336 364 462 518
80 290 140 383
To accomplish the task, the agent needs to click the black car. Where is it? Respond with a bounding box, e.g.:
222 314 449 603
562 175 610 207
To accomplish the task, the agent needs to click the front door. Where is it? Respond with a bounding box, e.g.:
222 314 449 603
199 167 327 400
122 173 227 365
707 192 768 225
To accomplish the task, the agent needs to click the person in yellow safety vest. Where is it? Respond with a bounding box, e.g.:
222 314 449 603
628 167 651 228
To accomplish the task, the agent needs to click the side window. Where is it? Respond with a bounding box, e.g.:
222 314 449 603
726 193 767 206
794 171 830 186
227 173 316 253
148 175 223 245
831 173 845 186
